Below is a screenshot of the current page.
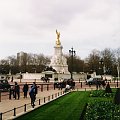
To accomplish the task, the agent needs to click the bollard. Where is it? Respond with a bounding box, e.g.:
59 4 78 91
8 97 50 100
52 94 54 99
0 112 2 120
24 104 26 112
48 96 50 101
39 99 40 105
49 96 50 101
47 84 49 91
9 89 12 100
0 91 1 102
58 92 59 96
81 82 82 88
44 97 45 103
48 96 49 101
54 83 56 90
13 108 16 116
41 85 43 92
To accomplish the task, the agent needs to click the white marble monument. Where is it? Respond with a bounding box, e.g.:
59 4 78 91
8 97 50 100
49 30 70 74
21 30 87 81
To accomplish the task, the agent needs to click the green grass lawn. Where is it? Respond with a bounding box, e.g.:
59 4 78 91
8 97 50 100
15 89 118 120
15 91 90 120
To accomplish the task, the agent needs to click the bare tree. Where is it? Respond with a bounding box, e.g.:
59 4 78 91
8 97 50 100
101 48 115 75
114 47 120 78
87 49 101 74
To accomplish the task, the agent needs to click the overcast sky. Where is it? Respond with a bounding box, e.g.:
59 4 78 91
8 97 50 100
0 0 120 59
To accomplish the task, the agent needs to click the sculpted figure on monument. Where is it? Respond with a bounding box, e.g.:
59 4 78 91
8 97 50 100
56 30 61 46
49 30 70 74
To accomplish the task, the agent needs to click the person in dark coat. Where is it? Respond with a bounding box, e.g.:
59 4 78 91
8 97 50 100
23 82 29 98
14 82 20 99
11 76 13 82
29 86 35 107
33 82 38 100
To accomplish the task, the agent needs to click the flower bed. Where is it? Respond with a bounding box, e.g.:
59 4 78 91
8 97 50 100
89 89 116 98
84 89 120 120
85 101 120 120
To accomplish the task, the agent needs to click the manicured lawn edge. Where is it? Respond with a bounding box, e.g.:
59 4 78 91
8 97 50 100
12 91 71 120
13 89 119 120
14 91 90 120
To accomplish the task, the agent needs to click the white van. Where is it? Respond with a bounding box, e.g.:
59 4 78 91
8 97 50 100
86 76 102 85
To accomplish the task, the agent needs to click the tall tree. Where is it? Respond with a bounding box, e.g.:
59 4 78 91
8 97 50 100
87 49 101 74
101 48 115 75
113 47 120 77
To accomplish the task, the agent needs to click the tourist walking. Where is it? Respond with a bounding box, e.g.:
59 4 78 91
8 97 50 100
14 82 20 100
33 82 38 100
29 85 35 107
11 76 13 82
65 84 70 92
23 82 29 98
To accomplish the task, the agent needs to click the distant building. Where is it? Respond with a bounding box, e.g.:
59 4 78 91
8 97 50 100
17 52 27 66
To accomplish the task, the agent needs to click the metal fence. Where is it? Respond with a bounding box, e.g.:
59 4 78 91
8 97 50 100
0 90 66 120
0 81 119 120
0 83 54 102
0 81 119 102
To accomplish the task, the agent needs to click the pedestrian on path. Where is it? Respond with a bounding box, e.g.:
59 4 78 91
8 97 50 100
9 85 15 99
11 76 13 82
65 84 70 92
33 82 38 100
23 82 29 98
29 85 35 107
14 82 20 100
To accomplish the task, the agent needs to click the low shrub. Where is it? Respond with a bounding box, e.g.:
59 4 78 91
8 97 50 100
85 101 120 120
90 90 104 97
90 89 115 98
105 82 112 93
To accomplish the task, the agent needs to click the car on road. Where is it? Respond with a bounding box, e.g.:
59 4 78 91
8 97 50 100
86 77 102 85
0 79 10 91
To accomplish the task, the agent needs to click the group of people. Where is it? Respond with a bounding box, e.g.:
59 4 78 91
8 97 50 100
54 79 75 90
9 82 38 107
95 80 106 90
64 80 75 92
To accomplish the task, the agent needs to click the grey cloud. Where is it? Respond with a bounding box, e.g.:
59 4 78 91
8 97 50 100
0 0 120 59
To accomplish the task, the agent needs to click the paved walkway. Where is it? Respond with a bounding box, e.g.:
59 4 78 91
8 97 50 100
0 80 98 120
0 88 65 120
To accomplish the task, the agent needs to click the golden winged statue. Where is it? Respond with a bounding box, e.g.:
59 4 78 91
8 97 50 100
56 30 61 46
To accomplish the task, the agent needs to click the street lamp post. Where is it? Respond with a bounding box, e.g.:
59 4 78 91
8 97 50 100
117 62 120 80
99 58 106 79
69 47 76 80
117 62 119 87
8 60 11 75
